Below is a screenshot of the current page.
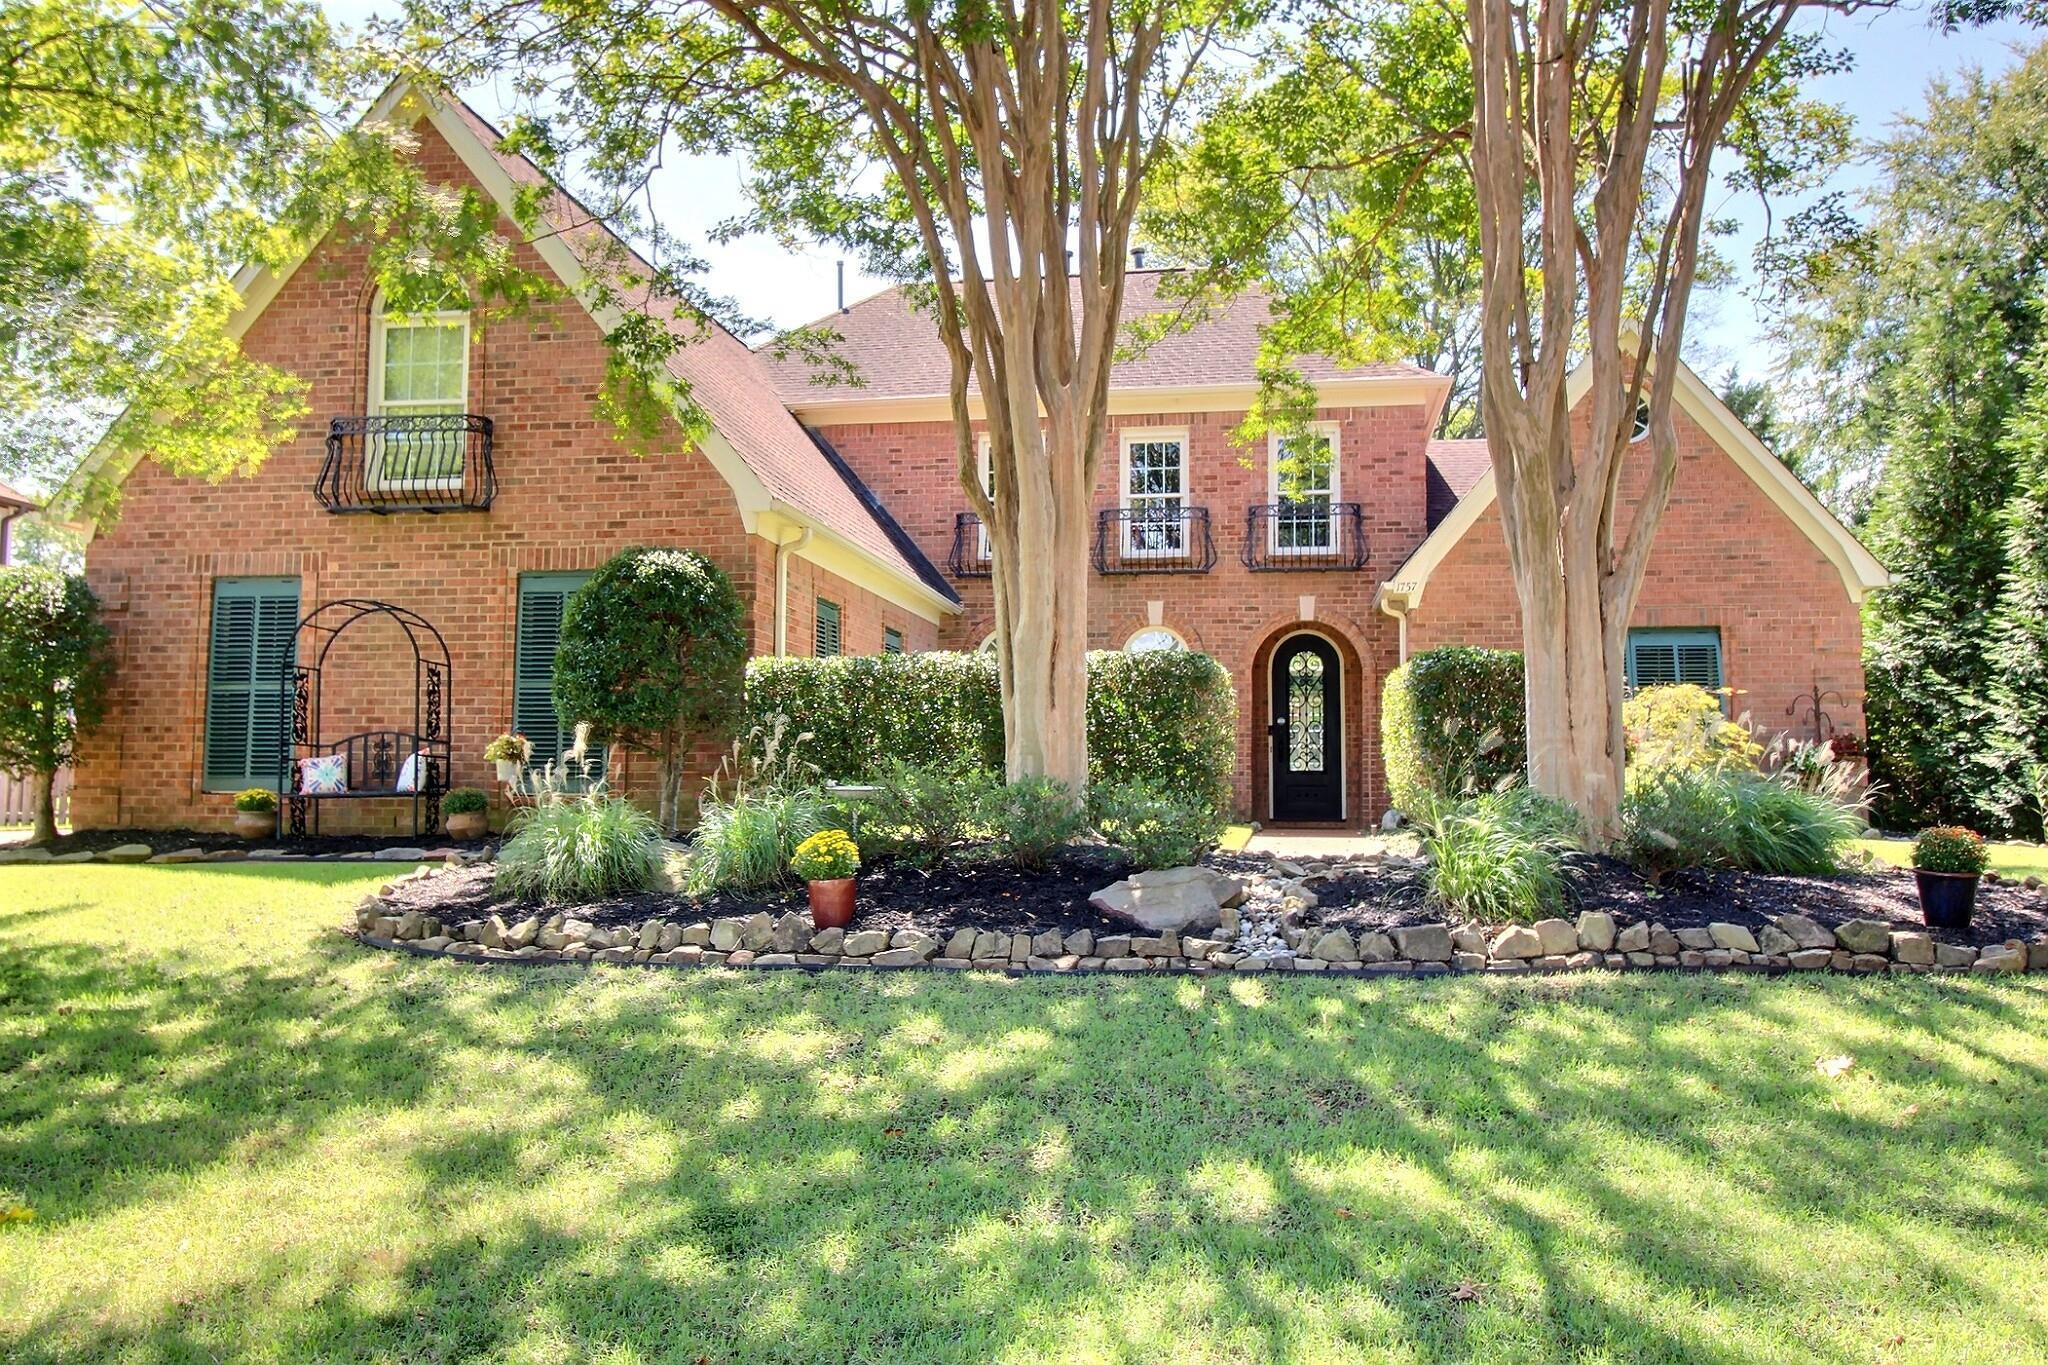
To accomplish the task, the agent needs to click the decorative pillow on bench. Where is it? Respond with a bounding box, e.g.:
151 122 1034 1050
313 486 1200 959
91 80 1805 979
298 754 348 795
395 752 424 794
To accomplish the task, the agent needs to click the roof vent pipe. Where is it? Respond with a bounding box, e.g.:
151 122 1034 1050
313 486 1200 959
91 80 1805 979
1132 248 1146 269
837 260 847 313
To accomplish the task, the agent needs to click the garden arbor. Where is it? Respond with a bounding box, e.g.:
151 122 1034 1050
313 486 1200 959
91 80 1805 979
280 599 452 837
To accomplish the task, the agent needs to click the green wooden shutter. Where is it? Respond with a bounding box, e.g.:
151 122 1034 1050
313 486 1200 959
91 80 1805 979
1627 628 1722 691
815 599 842 656
883 626 904 655
203 578 299 790
515 573 604 784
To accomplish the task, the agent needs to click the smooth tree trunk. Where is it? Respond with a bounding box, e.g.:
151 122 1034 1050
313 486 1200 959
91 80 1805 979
30 769 58 846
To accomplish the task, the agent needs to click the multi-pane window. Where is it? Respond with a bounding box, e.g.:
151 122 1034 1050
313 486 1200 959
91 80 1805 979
1626 627 1723 691
883 626 905 655
1270 425 1338 552
1125 626 1184 653
1122 431 1187 559
370 292 469 490
514 573 605 788
203 577 300 791
815 598 842 656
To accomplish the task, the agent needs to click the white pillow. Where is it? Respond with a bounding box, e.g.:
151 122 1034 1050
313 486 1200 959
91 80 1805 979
394 752 424 794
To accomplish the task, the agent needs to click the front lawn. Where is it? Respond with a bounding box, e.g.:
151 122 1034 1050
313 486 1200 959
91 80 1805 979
3 866 2046 1363
1857 836 2048 881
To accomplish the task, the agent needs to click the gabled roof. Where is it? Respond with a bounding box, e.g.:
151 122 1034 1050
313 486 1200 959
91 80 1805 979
1382 350 1890 608
764 271 1450 422
1424 438 1489 529
60 82 957 618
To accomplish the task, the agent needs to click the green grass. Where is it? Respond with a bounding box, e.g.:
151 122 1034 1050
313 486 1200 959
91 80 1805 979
1858 836 2048 881
3 867 2047 1363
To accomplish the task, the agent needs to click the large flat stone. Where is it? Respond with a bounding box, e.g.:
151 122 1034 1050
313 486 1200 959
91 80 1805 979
1391 923 1453 962
1833 918 1892 955
1089 866 1242 933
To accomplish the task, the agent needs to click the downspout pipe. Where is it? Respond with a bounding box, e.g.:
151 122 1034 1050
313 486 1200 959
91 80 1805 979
773 525 813 657
1377 590 1411 665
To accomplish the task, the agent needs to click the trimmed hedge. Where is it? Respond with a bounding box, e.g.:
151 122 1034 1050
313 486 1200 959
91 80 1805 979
1382 646 1526 815
745 649 1237 810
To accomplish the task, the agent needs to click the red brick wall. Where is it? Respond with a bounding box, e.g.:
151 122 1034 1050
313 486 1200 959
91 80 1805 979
1406 403 1868 744
814 404 1441 820
72 124 913 835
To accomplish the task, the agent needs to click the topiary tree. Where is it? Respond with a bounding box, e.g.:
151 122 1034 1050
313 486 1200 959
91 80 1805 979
551 548 747 833
0 567 114 844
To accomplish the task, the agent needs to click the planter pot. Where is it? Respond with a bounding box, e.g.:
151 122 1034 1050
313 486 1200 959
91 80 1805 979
444 809 489 841
1915 869 1981 929
232 809 276 841
494 759 522 785
807 877 857 929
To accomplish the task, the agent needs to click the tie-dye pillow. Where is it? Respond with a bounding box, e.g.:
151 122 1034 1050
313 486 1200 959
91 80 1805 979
298 754 348 795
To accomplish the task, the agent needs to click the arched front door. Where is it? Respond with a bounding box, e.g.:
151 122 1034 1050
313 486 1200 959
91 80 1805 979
1269 634 1343 821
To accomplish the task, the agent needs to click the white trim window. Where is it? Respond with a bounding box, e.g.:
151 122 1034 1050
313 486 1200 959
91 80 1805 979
1124 626 1185 653
974 433 995 563
1269 424 1340 554
369 291 470 492
1120 428 1189 560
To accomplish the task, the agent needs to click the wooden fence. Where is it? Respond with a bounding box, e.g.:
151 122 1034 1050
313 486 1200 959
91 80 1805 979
0 769 69 827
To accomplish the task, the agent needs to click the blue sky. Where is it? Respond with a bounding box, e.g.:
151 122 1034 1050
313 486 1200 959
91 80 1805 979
334 3 2039 375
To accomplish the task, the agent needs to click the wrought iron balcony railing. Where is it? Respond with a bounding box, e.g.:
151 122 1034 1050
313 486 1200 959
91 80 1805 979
1092 506 1216 574
318 414 496 513
1241 501 1369 571
948 512 992 578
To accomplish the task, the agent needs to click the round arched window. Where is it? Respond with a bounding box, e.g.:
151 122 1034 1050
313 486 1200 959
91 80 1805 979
1125 626 1185 653
1630 398 1652 442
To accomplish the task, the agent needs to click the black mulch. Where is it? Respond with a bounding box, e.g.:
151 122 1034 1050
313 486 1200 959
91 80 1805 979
38 826 492 857
381 843 2048 949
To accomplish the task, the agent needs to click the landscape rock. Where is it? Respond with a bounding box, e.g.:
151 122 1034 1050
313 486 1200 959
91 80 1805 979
1309 929 1358 963
740 912 775 951
1615 921 1650 954
1534 919 1578 956
1133 934 1180 958
2030 938 2048 970
943 927 978 960
1032 929 1065 958
101 843 154 863
1708 923 1760 954
150 848 206 864
710 919 743 952
1975 942 2027 973
842 929 889 957
1676 927 1715 951
1451 923 1487 955
636 920 664 951
1392 923 1454 962
680 922 712 947
1096 935 1132 958
1833 919 1892 955
1489 925 1544 960
1356 931 1396 963
1935 942 1979 968
1771 914 1835 950
1089 866 1243 933
769 912 809 953
1063 929 1094 957
1575 911 1616 953
1890 931 1936 966
972 930 1007 960
1757 924 1798 956
892 929 940 958
1648 925 1682 955
873 946 935 967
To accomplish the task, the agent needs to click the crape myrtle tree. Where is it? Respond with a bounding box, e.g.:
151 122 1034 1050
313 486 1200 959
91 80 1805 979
551 548 748 833
0 568 113 845
400 0 1253 792
1158 0 1869 840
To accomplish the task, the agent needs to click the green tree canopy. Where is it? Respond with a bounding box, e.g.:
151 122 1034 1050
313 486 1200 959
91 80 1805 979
552 547 748 831
0 566 113 843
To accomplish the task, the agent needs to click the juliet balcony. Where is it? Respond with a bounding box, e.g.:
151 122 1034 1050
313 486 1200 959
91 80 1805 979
318 414 496 513
1092 506 1217 574
1241 501 1369 571
948 512 992 578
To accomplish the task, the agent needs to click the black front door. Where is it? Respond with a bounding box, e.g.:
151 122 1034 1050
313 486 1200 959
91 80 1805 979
1269 635 1343 821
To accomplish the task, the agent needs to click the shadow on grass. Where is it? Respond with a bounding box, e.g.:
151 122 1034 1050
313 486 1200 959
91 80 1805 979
4 908 2047 1362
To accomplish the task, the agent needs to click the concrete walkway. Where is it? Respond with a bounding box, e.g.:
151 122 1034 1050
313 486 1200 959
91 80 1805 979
1242 829 1416 860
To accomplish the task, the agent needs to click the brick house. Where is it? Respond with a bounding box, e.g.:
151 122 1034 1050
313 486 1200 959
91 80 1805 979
61 86 1887 834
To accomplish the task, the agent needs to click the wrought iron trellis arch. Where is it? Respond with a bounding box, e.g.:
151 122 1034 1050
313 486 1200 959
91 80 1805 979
279 599 453 837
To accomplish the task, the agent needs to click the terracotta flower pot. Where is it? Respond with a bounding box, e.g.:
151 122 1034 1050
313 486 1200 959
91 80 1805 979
494 759 522 785
1915 869 1980 929
807 877 857 929
444 809 489 841
232 809 275 841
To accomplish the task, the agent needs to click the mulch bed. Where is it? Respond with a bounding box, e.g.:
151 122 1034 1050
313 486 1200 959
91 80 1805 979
383 842 2048 951
36 826 493 858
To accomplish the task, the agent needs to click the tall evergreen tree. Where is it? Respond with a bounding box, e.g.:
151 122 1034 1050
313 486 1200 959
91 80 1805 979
1988 308 2048 834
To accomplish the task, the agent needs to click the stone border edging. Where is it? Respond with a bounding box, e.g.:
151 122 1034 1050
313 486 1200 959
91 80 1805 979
0 844 482 866
352 872 2048 980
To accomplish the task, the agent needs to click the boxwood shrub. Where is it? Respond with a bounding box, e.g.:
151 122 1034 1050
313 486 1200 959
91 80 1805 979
745 649 1237 810
1382 646 1526 816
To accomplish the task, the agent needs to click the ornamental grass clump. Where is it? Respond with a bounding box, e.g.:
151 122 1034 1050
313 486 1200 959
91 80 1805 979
686 717 831 892
1418 787 1580 924
494 789 662 902
1618 765 1860 884
1913 825 1989 875
791 828 860 883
